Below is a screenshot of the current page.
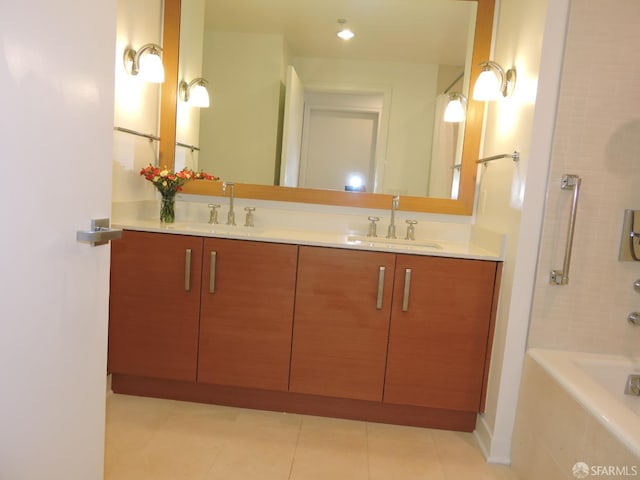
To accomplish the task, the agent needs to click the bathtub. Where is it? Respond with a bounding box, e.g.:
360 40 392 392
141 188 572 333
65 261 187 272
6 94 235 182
528 348 640 459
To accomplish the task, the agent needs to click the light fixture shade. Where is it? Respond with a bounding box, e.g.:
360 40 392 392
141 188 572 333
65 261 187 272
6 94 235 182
138 51 165 83
444 95 467 123
473 68 501 101
472 60 517 101
189 83 210 108
179 78 211 108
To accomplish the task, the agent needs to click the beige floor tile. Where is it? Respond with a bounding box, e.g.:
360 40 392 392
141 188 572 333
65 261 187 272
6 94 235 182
492 464 521 480
366 422 446 480
433 430 488 464
105 394 174 453
289 415 369 480
205 409 301 480
105 394 521 480
106 396 237 480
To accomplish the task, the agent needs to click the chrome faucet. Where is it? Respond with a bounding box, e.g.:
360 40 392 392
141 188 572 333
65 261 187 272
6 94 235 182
387 195 400 239
222 181 236 226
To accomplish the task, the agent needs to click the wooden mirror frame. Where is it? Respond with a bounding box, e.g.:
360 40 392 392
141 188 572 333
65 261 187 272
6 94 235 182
159 0 495 215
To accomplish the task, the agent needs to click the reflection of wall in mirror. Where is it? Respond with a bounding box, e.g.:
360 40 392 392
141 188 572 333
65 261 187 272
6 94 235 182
199 31 289 185
175 0 205 172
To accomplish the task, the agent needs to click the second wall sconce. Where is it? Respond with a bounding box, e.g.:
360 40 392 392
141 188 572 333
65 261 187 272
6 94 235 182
179 78 210 108
472 61 517 101
123 43 165 83
444 93 468 123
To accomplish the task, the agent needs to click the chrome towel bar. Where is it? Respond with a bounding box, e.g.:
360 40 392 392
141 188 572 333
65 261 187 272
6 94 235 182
114 126 160 142
476 151 520 164
550 174 582 286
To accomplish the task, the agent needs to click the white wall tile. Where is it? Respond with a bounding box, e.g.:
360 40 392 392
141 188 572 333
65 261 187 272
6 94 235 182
528 0 640 355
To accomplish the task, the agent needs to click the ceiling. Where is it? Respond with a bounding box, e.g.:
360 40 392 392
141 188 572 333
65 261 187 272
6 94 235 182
204 0 477 66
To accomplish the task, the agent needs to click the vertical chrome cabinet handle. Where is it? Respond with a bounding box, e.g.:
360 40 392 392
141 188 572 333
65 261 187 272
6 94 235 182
376 266 385 310
402 268 412 312
184 249 192 292
209 251 217 294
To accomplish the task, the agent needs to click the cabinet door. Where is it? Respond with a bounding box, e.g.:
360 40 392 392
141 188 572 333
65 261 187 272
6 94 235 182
384 255 498 411
108 231 203 381
290 246 395 401
198 238 298 391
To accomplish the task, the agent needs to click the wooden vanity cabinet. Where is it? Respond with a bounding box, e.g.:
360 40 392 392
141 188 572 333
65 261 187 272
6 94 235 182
109 230 501 432
383 255 500 411
289 246 396 401
197 238 298 391
108 230 203 382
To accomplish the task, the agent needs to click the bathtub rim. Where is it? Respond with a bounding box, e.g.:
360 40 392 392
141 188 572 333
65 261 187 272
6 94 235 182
528 348 640 459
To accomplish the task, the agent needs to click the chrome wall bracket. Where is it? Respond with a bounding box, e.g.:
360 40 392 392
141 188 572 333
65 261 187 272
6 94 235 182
618 209 640 261
76 218 122 247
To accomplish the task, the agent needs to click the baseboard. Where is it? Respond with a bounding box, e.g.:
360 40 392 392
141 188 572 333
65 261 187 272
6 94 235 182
473 414 511 465
111 373 478 432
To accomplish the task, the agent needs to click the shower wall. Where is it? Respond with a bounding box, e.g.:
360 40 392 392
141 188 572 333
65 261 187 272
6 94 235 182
527 0 640 355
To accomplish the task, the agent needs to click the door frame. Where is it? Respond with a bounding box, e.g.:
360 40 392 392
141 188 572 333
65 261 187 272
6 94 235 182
300 84 391 193
298 104 381 192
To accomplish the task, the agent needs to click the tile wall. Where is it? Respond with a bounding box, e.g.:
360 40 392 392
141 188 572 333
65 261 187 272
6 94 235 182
528 0 640 355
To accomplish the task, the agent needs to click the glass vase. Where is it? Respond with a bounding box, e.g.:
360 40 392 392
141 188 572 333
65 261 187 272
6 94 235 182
160 193 176 223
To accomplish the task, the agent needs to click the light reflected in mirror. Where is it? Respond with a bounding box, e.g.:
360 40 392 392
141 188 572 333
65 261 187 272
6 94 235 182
162 0 495 215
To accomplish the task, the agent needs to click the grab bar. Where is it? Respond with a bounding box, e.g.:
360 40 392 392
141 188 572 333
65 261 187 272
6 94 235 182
550 174 582 285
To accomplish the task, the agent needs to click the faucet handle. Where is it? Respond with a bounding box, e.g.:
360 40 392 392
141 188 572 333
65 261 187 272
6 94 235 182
367 216 380 237
405 219 417 241
244 207 255 227
207 204 220 224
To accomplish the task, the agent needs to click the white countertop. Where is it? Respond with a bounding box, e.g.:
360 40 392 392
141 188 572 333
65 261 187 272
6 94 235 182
114 219 504 261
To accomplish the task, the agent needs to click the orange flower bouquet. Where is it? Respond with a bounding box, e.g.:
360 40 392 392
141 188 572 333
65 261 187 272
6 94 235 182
140 164 219 223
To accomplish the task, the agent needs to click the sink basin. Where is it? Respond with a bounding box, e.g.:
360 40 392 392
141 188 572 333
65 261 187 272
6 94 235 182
346 234 442 250
179 222 265 236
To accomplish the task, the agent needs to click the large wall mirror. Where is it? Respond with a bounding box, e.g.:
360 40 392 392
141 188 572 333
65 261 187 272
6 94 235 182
160 0 494 214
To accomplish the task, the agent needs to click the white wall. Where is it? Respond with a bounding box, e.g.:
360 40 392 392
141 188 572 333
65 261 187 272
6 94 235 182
0 0 116 478
473 0 569 463
112 0 164 202
175 0 206 172
528 0 640 355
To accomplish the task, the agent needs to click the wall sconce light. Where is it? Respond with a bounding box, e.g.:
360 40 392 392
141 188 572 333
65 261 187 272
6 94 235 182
179 78 210 108
444 93 468 123
123 43 165 83
472 61 517 101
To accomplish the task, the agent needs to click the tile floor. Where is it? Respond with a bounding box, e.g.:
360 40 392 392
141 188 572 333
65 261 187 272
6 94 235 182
104 393 519 480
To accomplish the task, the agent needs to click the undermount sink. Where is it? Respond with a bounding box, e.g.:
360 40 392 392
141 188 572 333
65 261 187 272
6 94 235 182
179 222 265 236
346 234 442 250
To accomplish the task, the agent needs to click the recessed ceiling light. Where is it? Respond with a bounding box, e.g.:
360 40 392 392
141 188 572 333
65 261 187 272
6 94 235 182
336 19 355 41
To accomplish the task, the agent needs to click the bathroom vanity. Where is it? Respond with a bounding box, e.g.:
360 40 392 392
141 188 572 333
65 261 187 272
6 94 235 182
108 223 502 432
